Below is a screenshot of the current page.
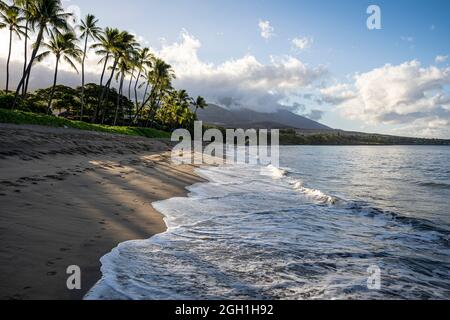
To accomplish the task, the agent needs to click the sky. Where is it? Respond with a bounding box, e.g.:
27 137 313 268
1 0 450 138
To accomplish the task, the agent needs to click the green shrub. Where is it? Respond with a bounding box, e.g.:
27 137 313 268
0 93 47 114
0 94 17 110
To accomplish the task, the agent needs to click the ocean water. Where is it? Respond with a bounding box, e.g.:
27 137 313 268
86 146 450 300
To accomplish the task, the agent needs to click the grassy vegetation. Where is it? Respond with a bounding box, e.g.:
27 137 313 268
2 109 449 145
0 109 171 139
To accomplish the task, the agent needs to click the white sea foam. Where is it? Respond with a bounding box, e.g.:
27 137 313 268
260 164 287 179
290 179 341 205
85 148 450 300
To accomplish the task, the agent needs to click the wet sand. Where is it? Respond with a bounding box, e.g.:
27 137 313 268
0 123 204 300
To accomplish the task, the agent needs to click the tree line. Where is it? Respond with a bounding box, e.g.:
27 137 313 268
0 0 207 129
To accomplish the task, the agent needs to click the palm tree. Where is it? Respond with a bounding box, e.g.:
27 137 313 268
136 58 175 123
91 27 118 122
92 28 118 87
133 47 153 109
0 5 25 92
114 55 133 125
126 50 138 101
12 0 71 108
96 30 138 123
158 89 194 129
35 30 82 113
14 0 36 96
192 96 208 116
78 14 101 120
173 90 192 129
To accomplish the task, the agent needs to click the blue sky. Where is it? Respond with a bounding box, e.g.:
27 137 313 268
6 0 450 136
67 0 450 68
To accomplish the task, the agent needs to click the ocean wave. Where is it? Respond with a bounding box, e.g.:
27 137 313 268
290 180 341 205
260 164 287 179
418 181 450 189
265 165 450 235
85 159 450 300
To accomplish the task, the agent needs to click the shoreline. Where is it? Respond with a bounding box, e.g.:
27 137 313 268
0 123 205 300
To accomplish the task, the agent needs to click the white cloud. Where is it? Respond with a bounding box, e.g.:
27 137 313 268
321 60 450 138
65 4 82 28
258 20 275 40
0 28 327 114
390 117 450 138
401 36 414 43
435 55 448 64
291 37 313 50
157 30 327 112
320 83 355 104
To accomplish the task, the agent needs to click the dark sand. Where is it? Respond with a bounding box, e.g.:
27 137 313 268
0 124 205 300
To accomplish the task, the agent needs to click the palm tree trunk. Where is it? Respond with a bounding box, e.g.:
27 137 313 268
92 54 109 123
99 55 109 87
114 72 124 126
47 57 60 114
99 58 118 125
21 9 29 96
80 35 88 121
133 68 142 107
6 28 12 93
133 81 149 123
128 69 134 101
23 67 31 97
13 25 45 109
142 82 149 106
98 57 118 117
138 76 160 122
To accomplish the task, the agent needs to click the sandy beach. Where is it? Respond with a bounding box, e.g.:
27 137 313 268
0 124 204 300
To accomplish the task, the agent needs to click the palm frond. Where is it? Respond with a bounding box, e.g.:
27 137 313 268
63 56 79 73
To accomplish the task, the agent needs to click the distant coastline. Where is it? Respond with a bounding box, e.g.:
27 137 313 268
1 108 449 146
278 128 450 146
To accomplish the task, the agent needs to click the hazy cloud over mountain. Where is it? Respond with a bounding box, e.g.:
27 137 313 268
158 30 328 113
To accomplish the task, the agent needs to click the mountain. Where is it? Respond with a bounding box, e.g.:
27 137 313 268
196 104 331 130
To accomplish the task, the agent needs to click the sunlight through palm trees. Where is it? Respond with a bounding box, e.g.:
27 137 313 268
79 14 101 120
1 0 205 131
35 30 82 112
